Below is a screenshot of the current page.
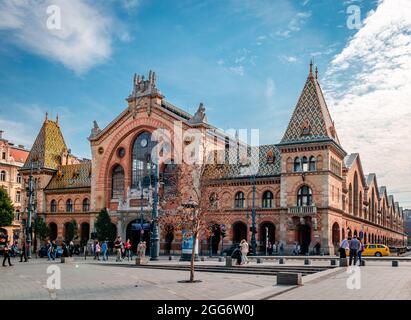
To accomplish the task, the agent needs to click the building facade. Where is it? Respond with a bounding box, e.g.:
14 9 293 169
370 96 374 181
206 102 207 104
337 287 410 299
20 65 407 255
0 130 29 243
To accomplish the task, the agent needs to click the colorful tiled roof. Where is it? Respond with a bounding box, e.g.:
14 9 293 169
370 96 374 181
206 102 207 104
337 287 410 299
23 119 67 170
205 144 281 180
280 64 341 146
45 162 91 190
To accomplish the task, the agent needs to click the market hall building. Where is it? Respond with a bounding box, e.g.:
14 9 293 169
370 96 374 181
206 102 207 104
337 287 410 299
19 64 407 255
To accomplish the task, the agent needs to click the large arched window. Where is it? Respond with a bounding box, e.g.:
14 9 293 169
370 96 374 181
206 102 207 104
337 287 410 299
262 191 273 208
131 131 157 189
294 157 301 172
50 200 57 213
112 165 125 199
297 186 312 206
82 198 90 212
302 156 308 172
66 199 73 213
348 183 353 214
234 191 245 208
0 171 6 182
353 173 359 216
309 156 316 171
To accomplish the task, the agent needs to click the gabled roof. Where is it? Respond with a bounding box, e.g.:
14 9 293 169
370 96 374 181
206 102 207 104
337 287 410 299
23 118 67 170
205 144 281 180
366 173 376 187
344 153 358 168
45 162 91 191
280 63 341 147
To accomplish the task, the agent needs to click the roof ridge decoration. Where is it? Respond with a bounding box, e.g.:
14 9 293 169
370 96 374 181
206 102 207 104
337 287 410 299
280 62 341 146
23 116 67 170
188 102 208 125
127 70 164 118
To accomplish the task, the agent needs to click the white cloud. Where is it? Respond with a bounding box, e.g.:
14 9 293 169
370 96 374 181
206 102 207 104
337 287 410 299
0 0 118 75
323 0 411 204
280 55 299 63
276 11 311 38
228 65 244 76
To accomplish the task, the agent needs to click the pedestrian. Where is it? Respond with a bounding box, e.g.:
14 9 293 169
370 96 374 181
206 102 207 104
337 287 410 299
239 239 249 265
357 239 364 266
94 241 101 261
52 240 57 260
2 241 13 267
124 239 132 261
272 242 277 255
338 237 349 258
69 241 74 257
46 240 53 261
114 236 122 262
314 242 321 255
349 236 361 266
267 241 272 255
293 242 299 255
101 240 108 261
20 239 28 262
279 241 285 256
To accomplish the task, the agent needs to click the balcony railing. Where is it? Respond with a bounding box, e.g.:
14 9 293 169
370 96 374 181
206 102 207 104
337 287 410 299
288 206 317 215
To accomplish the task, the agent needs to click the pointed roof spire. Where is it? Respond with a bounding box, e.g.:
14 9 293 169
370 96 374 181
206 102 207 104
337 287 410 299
56 114 59 126
279 59 343 149
45 112 48 123
315 66 318 79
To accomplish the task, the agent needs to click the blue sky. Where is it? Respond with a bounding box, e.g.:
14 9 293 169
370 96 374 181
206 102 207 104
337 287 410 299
1 0 410 205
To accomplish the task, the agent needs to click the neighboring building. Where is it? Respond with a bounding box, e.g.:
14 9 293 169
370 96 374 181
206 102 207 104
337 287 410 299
404 209 411 245
20 65 407 254
0 130 29 243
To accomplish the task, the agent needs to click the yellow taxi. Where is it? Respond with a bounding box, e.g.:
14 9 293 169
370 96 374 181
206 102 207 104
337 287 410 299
346 244 390 257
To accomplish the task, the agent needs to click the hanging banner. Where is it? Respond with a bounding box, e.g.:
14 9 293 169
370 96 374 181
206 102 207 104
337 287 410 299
182 230 194 255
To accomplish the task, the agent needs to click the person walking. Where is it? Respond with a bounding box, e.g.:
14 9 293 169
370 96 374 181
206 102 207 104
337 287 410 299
338 237 349 258
2 241 13 267
94 241 101 261
101 240 108 261
293 242 299 255
46 240 53 261
349 236 361 266
357 239 364 266
124 239 132 261
279 241 285 256
20 239 28 262
239 239 249 265
114 236 122 262
69 241 74 257
272 242 277 255
52 240 57 260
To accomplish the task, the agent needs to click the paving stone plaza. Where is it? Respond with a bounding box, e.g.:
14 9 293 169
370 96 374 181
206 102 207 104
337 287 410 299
1 255 411 300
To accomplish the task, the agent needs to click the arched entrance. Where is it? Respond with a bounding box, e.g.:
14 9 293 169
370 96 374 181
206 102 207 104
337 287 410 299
209 224 221 255
259 222 275 255
49 223 57 241
126 219 150 254
297 218 311 255
64 222 71 242
80 223 90 246
232 222 247 244
332 223 340 249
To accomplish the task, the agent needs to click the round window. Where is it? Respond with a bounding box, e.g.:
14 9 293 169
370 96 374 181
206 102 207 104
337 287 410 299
118 147 126 158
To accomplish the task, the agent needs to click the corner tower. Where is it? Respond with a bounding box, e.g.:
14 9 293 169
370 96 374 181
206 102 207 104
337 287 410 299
276 62 346 255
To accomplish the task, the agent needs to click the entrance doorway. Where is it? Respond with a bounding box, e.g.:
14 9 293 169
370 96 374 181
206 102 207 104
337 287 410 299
126 219 151 254
209 224 221 255
259 222 275 255
297 223 311 255
232 222 247 245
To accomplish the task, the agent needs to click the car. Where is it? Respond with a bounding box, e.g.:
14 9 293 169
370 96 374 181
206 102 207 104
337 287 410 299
38 245 63 258
346 243 390 257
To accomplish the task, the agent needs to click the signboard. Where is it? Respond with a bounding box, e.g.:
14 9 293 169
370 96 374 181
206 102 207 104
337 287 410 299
131 223 151 231
182 230 194 255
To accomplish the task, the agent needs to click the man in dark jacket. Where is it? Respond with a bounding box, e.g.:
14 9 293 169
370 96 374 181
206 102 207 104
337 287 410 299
2 241 13 267
349 236 361 266
20 240 28 262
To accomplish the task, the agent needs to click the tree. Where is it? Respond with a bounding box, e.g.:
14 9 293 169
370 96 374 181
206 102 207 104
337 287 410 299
33 217 49 241
158 138 227 283
95 208 116 242
65 219 78 242
0 187 14 227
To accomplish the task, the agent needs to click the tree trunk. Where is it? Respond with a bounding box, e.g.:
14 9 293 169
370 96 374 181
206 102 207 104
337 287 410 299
190 232 197 282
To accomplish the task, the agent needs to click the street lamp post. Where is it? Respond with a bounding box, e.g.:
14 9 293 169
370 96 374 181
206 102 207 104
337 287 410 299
25 162 37 259
150 162 160 261
250 175 257 256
